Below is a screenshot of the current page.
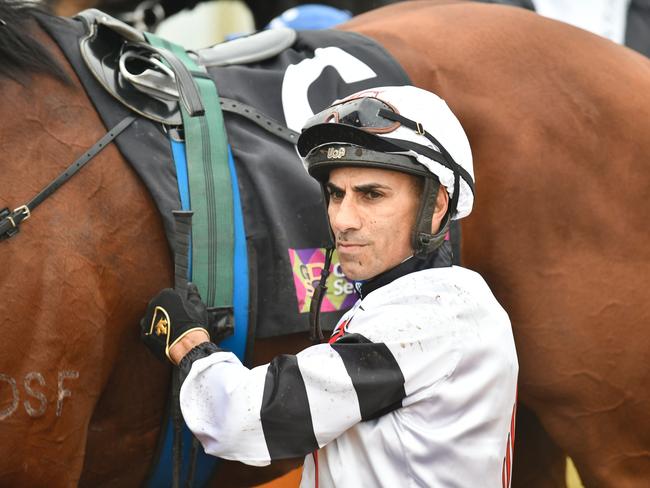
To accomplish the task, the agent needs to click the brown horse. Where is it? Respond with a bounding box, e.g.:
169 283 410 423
1 1 649 487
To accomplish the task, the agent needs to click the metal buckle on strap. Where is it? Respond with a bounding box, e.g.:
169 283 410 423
12 205 30 224
0 206 27 240
1 116 135 244
1 205 30 227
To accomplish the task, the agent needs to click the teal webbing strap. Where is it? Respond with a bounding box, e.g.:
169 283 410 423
146 33 234 310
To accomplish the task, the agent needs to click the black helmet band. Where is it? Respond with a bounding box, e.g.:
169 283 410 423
305 143 429 182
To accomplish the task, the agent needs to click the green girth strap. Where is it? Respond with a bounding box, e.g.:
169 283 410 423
146 33 234 311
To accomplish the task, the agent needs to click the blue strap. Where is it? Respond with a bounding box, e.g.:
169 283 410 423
146 143 249 488
218 146 249 356
171 137 191 211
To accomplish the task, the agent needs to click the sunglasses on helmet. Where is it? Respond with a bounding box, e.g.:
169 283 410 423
302 96 423 135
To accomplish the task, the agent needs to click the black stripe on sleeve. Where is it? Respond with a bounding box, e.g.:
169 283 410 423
260 354 319 459
331 334 406 420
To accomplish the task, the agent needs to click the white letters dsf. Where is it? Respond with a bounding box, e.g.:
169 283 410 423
0 370 79 420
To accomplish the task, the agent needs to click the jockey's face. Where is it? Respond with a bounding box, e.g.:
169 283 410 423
326 167 421 281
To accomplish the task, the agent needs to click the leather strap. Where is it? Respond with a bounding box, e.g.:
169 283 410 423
220 97 300 144
146 33 234 313
126 41 205 117
172 210 193 296
0 116 135 241
309 246 335 344
146 35 234 488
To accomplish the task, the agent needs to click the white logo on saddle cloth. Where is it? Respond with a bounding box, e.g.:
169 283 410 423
281 47 377 133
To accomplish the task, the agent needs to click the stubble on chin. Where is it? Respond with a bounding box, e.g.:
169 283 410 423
338 256 363 281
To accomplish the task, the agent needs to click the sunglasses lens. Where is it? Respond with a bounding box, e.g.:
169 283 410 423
307 97 400 133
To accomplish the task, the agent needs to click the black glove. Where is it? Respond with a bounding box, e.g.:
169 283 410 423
140 283 210 363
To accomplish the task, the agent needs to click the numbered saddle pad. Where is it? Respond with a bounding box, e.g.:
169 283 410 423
38 14 411 337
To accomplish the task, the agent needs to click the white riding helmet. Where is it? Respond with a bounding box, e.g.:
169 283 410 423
298 85 474 219
297 85 475 255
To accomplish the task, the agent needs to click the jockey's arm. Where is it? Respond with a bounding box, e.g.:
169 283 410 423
140 284 475 466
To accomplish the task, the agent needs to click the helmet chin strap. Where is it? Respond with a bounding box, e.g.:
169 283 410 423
413 177 449 257
309 246 335 344
414 214 450 257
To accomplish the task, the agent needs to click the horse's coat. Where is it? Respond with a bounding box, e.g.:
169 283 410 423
1 2 649 487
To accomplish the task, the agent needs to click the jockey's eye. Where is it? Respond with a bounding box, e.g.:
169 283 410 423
364 189 383 200
327 184 344 201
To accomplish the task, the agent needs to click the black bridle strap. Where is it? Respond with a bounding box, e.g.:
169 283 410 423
0 116 136 241
309 246 335 344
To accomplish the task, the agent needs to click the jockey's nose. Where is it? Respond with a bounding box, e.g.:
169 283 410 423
329 194 362 235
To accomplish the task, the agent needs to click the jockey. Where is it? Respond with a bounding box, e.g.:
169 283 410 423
141 86 519 487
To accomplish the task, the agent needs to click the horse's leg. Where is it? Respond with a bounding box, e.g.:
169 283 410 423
0 29 171 485
513 404 566 488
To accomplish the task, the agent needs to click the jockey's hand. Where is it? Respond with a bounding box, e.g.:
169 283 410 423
140 283 210 363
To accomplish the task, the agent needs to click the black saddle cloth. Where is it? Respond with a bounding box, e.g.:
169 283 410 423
38 14 411 338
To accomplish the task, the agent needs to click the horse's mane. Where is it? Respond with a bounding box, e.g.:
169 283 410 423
0 1 69 83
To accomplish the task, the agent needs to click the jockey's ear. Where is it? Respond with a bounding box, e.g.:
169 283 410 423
431 186 449 234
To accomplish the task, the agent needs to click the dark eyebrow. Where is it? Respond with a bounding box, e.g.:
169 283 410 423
325 181 391 194
352 183 391 193
326 182 343 193
325 181 392 193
